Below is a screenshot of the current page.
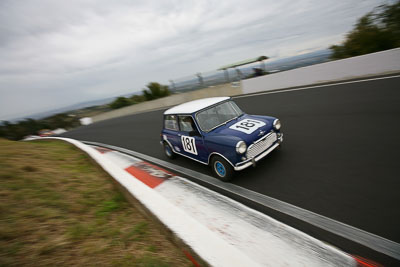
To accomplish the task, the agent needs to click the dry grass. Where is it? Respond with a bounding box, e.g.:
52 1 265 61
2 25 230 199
0 139 192 267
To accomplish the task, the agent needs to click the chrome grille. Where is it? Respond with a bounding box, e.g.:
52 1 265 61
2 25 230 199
246 132 277 158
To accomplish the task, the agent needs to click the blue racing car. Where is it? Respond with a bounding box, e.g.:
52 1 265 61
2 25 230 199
160 97 283 181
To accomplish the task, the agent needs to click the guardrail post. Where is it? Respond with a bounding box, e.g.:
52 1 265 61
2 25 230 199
196 73 204 87
169 80 176 92
235 68 243 80
224 69 230 82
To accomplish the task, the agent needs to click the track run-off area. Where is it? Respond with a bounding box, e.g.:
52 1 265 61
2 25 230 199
62 75 400 265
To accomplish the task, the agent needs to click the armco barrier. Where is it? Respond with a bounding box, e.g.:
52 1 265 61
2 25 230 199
242 48 400 94
92 82 242 123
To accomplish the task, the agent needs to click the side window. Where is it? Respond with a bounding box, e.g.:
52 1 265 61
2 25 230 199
164 115 178 131
178 116 195 132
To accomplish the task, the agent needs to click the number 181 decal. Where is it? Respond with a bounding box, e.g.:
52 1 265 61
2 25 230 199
229 119 266 134
181 136 197 155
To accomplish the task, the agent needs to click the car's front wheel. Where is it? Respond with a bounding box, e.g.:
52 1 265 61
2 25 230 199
211 155 234 182
163 142 176 159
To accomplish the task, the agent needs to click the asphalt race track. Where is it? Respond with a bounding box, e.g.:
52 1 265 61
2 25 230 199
62 75 400 261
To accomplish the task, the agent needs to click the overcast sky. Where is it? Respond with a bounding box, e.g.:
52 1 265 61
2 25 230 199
0 0 387 121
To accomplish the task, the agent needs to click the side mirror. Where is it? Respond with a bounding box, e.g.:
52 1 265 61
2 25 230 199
189 130 201 137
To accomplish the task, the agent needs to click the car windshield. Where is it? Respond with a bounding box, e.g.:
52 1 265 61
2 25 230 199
196 101 243 132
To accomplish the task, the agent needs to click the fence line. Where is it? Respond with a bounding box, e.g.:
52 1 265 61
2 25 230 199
168 68 251 93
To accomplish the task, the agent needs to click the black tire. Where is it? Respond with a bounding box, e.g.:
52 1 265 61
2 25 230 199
210 155 234 182
163 142 176 159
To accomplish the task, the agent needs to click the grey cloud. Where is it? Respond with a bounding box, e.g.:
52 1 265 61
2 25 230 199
0 0 386 120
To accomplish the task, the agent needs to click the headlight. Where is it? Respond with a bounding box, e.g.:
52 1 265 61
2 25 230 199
273 119 281 130
236 141 247 154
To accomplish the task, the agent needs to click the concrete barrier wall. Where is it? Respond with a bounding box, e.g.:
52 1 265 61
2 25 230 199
92 83 242 123
242 48 400 94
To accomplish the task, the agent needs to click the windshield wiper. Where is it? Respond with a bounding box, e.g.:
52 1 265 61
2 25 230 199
224 116 239 125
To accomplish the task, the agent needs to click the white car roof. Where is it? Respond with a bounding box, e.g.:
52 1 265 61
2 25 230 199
164 97 230 115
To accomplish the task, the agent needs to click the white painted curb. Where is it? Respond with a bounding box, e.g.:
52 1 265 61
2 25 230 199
41 137 261 267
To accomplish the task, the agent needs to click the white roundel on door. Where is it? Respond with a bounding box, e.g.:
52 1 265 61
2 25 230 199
181 136 198 155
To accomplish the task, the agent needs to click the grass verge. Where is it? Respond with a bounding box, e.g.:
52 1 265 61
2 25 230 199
0 138 193 266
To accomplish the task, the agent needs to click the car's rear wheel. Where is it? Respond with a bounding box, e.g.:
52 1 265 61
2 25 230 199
163 142 176 159
211 155 234 181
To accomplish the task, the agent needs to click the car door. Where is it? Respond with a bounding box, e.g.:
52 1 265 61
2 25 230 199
177 115 208 163
162 114 181 153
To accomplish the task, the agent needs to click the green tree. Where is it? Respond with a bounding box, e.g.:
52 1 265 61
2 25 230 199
0 121 11 139
381 1 400 41
142 82 171 101
18 118 42 136
42 113 79 129
0 121 29 140
0 115 81 141
330 1 400 59
109 97 131 109
130 94 146 104
107 82 171 111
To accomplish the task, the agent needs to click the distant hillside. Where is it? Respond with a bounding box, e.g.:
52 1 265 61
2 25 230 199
11 93 135 122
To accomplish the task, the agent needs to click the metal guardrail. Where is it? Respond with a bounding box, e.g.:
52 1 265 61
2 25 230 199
169 68 252 93
167 49 336 93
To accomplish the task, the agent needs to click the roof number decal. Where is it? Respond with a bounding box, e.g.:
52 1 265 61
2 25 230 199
181 136 198 155
229 119 266 134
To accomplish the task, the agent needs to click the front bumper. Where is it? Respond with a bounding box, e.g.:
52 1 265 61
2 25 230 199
234 133 283 171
